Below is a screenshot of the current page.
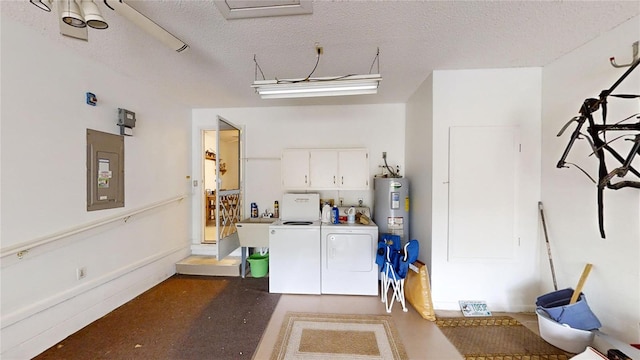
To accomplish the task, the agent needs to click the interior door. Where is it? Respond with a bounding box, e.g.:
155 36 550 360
202 116 242 260
216 117 242 260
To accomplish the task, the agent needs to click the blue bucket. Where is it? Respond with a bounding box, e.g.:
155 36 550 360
535 288 601 331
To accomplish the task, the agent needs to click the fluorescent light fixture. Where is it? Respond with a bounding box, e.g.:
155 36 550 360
252 74 382 99
104 0 189 53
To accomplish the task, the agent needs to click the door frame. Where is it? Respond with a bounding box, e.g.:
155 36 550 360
190 115 244 258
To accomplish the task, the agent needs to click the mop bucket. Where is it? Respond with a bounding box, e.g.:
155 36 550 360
535 288 601 331
536 308 595 353
247 253 269 278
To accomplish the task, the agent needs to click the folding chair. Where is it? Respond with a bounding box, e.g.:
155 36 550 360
376 234 398 306
376 236 419 313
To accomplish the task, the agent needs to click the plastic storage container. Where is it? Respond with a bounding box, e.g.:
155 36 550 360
536 308 594 353
321 203 331 223
536 288 601 331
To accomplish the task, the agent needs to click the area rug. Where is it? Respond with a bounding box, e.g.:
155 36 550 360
270 312 409 360
436 316 571 360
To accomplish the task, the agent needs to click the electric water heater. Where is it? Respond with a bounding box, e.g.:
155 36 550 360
373 177 410 244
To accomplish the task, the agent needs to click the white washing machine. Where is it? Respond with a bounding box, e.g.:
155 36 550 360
269 193 321 294
320 206 379 296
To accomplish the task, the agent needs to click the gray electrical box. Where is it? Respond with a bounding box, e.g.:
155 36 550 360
87 129 125 211
118 108 136 128
118 108 136 136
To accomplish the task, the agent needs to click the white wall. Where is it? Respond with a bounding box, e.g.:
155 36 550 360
541 16 640 342
405 74 434 269
0 18 192 358
191 105 405 245
407 67 542 312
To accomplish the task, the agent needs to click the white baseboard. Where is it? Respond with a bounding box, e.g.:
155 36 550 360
1 246 190 360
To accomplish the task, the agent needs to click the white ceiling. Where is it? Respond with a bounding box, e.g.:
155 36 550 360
3 1 639 108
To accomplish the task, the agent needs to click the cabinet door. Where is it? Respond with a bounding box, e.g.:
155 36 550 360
338 150 369 189
309 150 338 189
281 149 310 189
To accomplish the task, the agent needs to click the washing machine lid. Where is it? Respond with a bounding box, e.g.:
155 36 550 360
281 193 320 221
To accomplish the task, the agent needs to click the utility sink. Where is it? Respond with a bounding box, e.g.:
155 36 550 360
236 217 276 247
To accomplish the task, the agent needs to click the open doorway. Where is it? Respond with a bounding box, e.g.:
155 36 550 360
202 116 242 260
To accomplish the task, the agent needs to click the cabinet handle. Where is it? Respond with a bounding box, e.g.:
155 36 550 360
341 176 344 185
333 175 336 184
305 175 308 184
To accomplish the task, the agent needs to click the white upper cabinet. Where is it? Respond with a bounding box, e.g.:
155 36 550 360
337 149 369 189
281 149 310 189
282 148 369 190
309 150 338 189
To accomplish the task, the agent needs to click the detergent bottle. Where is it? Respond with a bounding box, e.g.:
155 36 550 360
321 203 331 223
347 207 356 224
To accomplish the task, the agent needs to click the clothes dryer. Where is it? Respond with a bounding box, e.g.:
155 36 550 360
320 206 379 295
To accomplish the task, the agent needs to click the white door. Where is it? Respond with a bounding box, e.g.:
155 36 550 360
201 116 242 260
448 126 518 260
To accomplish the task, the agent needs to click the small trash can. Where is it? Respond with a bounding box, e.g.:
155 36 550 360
247 253 269 278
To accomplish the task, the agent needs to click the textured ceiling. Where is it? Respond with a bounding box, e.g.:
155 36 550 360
2 1 639 108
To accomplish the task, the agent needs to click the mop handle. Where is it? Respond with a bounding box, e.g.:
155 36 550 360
570 263 593 304
538 202 558 291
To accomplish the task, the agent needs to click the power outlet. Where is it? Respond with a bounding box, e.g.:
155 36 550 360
76 267 87 280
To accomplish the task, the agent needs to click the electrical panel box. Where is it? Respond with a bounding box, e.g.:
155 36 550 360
87 129 125 211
